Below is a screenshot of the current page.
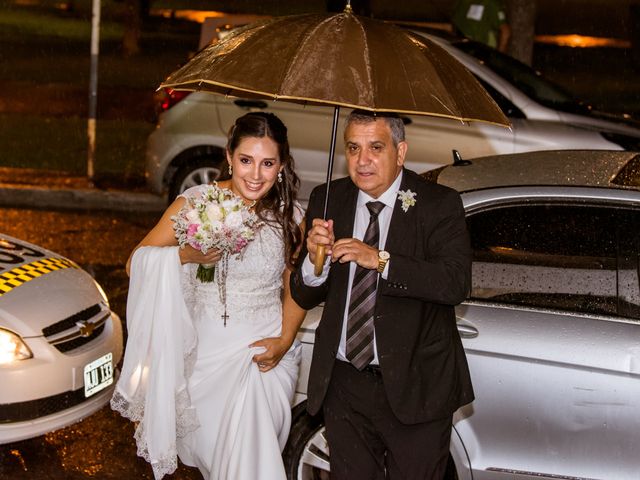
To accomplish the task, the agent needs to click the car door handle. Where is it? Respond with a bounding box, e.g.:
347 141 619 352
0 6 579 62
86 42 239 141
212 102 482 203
456 323 478 339
234 99 268 109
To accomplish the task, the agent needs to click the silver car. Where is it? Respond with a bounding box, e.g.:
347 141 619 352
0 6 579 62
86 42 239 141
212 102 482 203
284 150 640 480
0 234 123 443
146 31 640 202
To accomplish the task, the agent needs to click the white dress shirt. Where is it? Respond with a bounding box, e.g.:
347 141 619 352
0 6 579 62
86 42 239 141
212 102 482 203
301 171 403 364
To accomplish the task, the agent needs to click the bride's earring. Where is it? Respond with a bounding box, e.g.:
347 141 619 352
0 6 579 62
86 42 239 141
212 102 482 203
228 163 233 175
277 171 283 183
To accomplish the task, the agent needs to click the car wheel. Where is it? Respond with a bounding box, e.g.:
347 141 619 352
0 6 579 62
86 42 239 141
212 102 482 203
168 157 228 202
283 407 329 480
283 405 459 480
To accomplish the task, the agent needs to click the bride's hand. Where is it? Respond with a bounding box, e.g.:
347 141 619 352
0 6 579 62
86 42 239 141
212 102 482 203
250 337 292 372
178 245 222 265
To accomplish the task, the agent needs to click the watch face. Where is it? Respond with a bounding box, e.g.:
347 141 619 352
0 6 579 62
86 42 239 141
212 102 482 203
379 251 390 260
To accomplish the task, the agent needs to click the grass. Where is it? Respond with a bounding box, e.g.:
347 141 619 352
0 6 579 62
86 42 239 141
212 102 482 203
0 114 86 171
0 0 199 181
0 1 200 85
0 5 124 40
0 114 151 178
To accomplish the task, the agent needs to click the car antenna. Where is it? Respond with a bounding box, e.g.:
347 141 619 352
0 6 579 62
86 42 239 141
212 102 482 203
452 149 472 166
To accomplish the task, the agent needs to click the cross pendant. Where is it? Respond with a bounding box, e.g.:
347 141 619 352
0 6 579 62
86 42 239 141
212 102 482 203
221 310 229 327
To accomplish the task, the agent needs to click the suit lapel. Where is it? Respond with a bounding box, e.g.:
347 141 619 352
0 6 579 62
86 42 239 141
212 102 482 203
326 179 358 319
330 180 359 240
384 169 418 255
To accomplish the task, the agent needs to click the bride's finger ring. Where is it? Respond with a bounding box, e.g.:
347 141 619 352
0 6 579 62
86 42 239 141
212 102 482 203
258 362 265 367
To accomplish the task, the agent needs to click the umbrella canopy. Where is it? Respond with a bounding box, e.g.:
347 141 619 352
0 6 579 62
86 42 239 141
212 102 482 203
161 7 510 274
161 10 509 127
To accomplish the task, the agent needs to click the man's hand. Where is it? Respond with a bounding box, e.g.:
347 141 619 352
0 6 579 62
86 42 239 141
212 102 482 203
307 218 335 264
178 245 222 265
332 238 379 270
250 337 292 372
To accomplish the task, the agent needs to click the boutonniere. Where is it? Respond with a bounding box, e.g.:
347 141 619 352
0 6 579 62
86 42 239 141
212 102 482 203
397 189 417 212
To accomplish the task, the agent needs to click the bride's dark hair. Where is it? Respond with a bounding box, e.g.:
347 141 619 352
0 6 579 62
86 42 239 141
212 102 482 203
226 112 302 268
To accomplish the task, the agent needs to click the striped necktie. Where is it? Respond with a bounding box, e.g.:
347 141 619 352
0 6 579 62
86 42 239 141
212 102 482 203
346 201 385 370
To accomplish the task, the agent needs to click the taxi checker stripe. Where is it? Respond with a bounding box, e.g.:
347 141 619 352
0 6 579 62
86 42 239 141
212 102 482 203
0 257 79 297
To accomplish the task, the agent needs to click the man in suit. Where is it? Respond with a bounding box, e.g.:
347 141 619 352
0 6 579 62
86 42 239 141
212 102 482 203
290 110 474 479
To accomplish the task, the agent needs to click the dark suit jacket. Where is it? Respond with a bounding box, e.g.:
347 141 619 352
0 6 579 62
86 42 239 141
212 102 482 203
290 168 474 424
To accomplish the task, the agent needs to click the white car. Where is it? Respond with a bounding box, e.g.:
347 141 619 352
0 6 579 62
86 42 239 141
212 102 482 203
283 150 640 480
146 31 640 202
0 234 123 444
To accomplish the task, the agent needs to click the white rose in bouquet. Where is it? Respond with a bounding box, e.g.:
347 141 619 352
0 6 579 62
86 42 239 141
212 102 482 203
221 199 237 211
225 210 244 229
209 219 224 232
206 204 223 222
186 209 202 225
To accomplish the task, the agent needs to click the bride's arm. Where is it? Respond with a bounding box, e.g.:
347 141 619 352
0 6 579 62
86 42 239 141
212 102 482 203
280 267 308 346
277 216 308 351
125 197 221 275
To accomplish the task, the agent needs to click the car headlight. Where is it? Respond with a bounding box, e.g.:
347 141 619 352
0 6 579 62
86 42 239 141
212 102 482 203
0 328 33 364
601 132 640 151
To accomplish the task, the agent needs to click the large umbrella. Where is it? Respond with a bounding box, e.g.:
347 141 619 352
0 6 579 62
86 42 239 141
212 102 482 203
160 4 510 273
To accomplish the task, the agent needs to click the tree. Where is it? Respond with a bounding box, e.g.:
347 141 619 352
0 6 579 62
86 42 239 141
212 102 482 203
631 3 640 64
506 0 537 66
122 0 151 57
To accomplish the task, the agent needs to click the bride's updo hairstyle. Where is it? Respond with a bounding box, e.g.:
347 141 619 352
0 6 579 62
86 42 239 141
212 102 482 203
226 112 302 267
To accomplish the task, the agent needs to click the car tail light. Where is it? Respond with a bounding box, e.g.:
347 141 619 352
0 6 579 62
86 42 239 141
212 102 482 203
156 88 191 113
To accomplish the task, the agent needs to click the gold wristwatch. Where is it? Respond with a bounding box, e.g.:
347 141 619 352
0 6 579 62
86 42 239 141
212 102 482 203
377 250 390 273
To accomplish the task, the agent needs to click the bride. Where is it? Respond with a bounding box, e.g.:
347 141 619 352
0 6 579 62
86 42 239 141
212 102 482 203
111 112 306 480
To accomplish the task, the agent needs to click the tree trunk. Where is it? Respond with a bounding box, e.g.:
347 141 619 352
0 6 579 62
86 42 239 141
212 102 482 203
506 0 537 65
631 4 640 64
122 0 141 57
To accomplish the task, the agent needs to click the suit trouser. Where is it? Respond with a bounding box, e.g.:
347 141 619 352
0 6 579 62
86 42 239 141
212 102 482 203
323 360 452 480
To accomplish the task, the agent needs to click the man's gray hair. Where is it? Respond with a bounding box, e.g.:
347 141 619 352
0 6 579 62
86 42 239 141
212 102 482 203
345 110 406 147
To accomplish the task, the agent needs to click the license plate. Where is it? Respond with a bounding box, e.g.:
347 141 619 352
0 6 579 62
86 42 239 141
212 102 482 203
84 352 113 397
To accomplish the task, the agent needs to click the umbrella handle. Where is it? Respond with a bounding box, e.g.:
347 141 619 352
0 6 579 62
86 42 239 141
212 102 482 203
314 245 327 276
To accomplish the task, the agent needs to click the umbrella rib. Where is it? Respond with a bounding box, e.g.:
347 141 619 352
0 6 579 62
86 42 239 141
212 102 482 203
396 35 458 118
430 92 456 117
354 16 375 108
278 14 341 97
393 38 420 113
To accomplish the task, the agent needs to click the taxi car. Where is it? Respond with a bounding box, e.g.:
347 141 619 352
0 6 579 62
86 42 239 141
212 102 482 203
284 150 640 480
0 234 123 443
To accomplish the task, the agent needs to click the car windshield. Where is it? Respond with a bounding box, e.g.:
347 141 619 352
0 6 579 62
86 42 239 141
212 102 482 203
453 40 589 114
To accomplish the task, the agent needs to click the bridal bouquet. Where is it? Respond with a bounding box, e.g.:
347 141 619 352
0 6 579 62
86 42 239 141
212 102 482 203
172 184 262 283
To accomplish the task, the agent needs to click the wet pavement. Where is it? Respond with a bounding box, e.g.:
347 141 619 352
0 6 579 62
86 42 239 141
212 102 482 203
0 407 201 479
0 206 202 479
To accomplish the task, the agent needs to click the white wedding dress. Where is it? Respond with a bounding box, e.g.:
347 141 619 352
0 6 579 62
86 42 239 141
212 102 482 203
112 185 302 480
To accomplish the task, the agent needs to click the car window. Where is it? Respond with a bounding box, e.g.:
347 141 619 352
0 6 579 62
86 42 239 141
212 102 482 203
467 204 639 318
617 210 640 320
474 76 525 119
454 40 589 115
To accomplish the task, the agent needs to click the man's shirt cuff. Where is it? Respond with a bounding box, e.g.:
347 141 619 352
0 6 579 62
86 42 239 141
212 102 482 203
301 254 330 286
